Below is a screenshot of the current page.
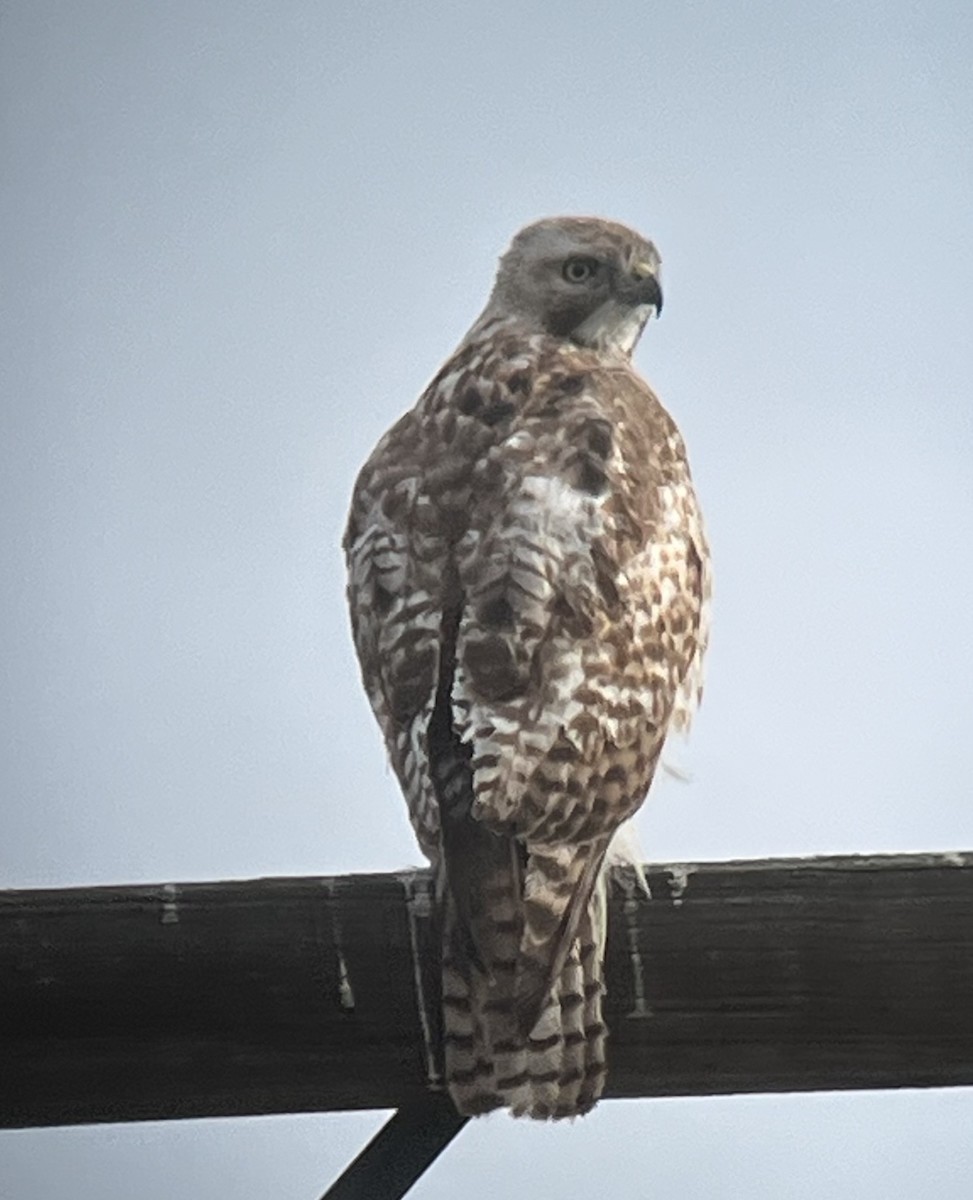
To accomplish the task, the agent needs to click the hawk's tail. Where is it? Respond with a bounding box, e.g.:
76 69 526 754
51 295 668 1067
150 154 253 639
441 848 609 1119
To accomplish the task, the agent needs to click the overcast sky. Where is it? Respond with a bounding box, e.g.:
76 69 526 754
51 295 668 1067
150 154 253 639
2 1 972 1197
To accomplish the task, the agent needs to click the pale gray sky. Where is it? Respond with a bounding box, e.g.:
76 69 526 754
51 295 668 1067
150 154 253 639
2 1 972 1196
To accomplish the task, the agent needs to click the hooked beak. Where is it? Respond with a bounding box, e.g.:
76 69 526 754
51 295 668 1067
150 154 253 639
570 257 663 354
628 260 663 315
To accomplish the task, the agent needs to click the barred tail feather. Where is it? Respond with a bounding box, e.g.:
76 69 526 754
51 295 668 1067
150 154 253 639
575 871 609 1114
442 853 610 1119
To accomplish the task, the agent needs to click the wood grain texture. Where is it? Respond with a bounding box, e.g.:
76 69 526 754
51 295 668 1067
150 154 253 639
1 852 971 1128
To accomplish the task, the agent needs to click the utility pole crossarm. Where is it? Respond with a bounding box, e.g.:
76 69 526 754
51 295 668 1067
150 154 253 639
2 852 972 1130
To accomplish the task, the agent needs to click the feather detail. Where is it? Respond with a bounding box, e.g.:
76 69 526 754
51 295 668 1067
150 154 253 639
441 857 611 1119
344 216 710 1119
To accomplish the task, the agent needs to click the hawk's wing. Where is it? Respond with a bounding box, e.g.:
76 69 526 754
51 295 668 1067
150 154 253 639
444 365 708 1027
344 409 446 863
346 347 708 1001
345 334 710 1115
450 366 709 838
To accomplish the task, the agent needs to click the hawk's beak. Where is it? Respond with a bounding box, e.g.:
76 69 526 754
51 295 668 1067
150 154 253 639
573 259 663 353
630 261 663 315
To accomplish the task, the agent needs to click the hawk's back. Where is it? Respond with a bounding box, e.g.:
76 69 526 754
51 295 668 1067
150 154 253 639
344 219 710 1118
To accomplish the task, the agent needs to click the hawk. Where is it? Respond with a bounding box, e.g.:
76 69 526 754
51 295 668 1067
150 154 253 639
344 216 710 1119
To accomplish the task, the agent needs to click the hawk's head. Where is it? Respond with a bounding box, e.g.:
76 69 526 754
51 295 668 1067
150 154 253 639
487 216 663 357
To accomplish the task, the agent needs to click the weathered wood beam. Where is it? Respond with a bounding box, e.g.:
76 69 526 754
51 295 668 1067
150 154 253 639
1 852 971 1129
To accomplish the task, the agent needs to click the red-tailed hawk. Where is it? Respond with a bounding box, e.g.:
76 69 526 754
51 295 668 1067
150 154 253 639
344 216 710 1118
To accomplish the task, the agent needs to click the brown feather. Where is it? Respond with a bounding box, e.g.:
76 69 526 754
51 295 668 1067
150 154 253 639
344 216 711 1118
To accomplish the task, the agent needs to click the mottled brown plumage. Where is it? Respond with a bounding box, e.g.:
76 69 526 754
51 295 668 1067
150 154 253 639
344 216 711 1118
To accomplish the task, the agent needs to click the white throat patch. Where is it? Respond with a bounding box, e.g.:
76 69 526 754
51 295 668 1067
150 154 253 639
572 300 655 356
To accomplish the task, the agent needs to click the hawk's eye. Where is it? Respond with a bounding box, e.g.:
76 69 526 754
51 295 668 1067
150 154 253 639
562 257 598 284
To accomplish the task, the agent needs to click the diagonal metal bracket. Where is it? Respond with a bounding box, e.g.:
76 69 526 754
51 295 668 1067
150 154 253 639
319 1096 470 1200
